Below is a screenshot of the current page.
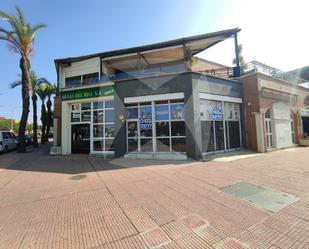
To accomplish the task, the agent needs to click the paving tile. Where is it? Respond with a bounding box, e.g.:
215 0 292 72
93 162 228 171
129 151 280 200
1 145 309 248
161 220 192 240
141 227 171 248
180 214 210 231
215 238 249 249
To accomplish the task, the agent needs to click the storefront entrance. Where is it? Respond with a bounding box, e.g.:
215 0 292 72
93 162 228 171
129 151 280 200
200 99 242 153
126 100 186 154
70 101 115 154
71 124 90 154
265 109 273 149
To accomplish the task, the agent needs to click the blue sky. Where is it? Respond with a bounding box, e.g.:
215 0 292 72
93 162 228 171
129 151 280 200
0 0 308 121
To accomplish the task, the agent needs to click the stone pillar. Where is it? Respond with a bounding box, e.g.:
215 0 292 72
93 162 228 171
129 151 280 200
184 79 202 160
255 112 265 153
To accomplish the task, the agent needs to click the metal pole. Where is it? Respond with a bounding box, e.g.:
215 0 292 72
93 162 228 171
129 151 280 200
234 33 240 77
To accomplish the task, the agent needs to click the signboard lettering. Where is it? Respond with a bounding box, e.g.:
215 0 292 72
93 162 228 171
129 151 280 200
140 119 152 130
212 108 222 121
61 86 114 101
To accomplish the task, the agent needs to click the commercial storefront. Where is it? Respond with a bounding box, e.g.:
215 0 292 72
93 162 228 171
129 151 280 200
56 71 243 160
60 85 115 155
53 28 245 160
200 97 242 153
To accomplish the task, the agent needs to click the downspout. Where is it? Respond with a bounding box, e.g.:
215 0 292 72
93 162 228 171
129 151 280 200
234 33 241 77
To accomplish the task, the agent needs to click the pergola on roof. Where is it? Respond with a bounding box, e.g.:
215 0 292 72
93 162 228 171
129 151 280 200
55 28 240 71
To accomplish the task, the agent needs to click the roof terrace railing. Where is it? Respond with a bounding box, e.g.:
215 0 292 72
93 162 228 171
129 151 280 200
197 67 234 79
241 61 307 85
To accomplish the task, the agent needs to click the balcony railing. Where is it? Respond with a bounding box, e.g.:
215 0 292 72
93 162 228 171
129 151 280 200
63 63 241 89
241 61 307 85
197 67 234 79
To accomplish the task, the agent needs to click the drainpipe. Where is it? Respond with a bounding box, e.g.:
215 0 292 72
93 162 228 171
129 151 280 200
234 33 241 77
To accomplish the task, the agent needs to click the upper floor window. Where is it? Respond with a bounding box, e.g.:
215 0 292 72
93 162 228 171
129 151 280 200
82 73 99 85
65 72 99 87
65 76 81 87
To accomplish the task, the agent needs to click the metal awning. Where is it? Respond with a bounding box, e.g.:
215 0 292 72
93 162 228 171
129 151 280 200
55 28 240 71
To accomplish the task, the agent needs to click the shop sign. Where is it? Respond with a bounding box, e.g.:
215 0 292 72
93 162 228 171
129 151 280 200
212 108 223 121
140 119 152 130
61 86 114 101
72 112 80 119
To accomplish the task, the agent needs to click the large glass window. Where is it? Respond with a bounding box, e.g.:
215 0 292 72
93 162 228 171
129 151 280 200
70 100 115 152
71 104 81 123
65 76 81 87
224 102 241 149
126 100 185 153
82 72 99 85
201 99 241 153
92 101 115 152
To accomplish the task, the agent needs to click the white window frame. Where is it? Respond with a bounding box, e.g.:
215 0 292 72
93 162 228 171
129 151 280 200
69 98 115 154
200 97 243 154
126 100 186 154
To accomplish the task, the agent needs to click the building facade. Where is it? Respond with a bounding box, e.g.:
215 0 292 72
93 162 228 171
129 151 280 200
240 62 309 152
53 29 246 160
53 29 309 159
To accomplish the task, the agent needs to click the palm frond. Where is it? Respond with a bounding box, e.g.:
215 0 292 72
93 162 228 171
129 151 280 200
37 78 51 85
14 6 26 26
31 23 46 34
0 35 9 41
0 11 13 21
0 7 45 57
10 80 22 88
0 27 14 35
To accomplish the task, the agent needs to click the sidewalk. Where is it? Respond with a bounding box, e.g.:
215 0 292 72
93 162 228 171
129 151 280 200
0 145 308 248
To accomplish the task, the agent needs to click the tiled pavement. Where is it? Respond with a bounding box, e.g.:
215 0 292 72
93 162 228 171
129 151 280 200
0 146 309 248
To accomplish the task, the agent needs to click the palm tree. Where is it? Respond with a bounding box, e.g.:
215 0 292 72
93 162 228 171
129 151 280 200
44 84 56 142
10 71 46 147
233 44 246 69
36 82 49 144
0 6 46 152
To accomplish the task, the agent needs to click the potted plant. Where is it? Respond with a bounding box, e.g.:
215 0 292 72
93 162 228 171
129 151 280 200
300 133 309 147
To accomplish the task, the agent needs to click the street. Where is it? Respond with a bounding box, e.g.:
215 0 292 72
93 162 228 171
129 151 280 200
0 145 309 248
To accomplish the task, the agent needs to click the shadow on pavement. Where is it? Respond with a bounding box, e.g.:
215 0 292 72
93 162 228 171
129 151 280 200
0 143 194 174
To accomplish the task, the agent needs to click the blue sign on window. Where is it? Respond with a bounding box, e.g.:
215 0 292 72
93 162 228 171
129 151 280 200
140 119 152 130
212 108 223 121
155 105 169 121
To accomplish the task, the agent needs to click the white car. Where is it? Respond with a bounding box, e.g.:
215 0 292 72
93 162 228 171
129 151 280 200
0 131 18 153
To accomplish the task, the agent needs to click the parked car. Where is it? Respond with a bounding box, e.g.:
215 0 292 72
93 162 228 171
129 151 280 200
0 131 18 153
24 134 33 146
16 134 33 146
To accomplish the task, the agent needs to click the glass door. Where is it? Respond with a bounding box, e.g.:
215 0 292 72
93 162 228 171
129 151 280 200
265 109 273 148
71 124 90 154
139 103 154 152
201 100 242 153
224 102 241 149
126 100 185 153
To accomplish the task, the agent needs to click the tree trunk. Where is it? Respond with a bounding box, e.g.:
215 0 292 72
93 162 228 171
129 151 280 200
45 97 52 143
18 56 30 153
41 101 46 144
32 93 38 148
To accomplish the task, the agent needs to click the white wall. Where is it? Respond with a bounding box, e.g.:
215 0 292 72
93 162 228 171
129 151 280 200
59 57 100 88
61 101 71 154
272 102 293 148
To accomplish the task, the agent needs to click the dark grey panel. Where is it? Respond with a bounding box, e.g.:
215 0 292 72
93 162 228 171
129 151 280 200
193 73 242 98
